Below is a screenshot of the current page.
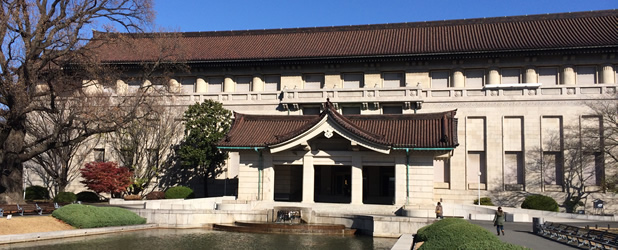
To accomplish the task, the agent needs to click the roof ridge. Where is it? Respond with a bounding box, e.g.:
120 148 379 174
97 9 617 38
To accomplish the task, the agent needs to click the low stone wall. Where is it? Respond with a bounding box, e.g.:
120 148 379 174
311 213 432 238
129 208 268 228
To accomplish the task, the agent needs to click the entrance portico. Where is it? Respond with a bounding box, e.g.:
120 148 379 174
218 101 458 207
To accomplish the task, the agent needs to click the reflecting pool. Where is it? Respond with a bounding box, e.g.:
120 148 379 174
2 229 397 250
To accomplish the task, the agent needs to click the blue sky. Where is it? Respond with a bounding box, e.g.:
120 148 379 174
154 0 617 32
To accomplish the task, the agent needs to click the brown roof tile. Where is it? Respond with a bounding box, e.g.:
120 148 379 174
218 102 458 149
95 10 617 63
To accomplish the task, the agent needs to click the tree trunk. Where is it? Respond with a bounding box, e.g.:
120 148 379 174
0 161 24 204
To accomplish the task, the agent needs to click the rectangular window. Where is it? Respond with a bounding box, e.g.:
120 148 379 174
342 106 361 115
538 67 558 85
501 68 521 84
180 77 195 93
120 148 133 167
542 152 563 186
264 75 280 91
147 149 159 166
343 74 363 89
465 70 484 88
583 153 603 186
382 106 403 114
504 152 524 185
302 107 321 115
431 71 449 88
467 151 487 184
235 76 252 92
94 148 105 162
208 77 223 93
382 72 404 88
304 74 324 89
434 159 450 184
577 66 596 84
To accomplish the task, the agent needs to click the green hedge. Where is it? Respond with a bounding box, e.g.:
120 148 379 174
416 218 527 250
521 194 559 212
473 197 495 206
76 191 100 202
165 186 194 199
52 204 146 228
25 186 49 200
54 192 77 203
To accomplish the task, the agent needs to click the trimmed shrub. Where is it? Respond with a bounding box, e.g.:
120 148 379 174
416 218 467 242
146 191 166 200
165 186 194 199
76 191 100 202
54 192 77 203
123 194 142 200
473 197 494 206
25 185 50 200
521 194 559 212
416 219 527 250
52 204 146 228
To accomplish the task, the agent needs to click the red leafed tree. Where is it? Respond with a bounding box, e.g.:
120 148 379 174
80 162 133 197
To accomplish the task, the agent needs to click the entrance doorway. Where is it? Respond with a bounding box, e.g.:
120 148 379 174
273 165 303 202
362 166 395 204
314 165 351 203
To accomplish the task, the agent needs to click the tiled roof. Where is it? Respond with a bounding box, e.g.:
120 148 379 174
94 10 617 63
218 102 458 149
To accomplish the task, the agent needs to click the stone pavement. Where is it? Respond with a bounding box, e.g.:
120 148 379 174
470 220 580 250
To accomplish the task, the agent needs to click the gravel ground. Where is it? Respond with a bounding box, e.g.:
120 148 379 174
0 215 73 235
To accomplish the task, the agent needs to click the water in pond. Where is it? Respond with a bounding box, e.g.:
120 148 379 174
2 229 398 250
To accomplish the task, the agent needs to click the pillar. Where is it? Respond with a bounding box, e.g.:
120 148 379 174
196 77 207 92
488 68 500 85
452 69 464 88
116 80 128 94
302 154 315 203
351 156 363 205
169 78 181 93
562 65 575 85
524 67 537 83
601 64 615 84
223 75 234 92
252 75 264 92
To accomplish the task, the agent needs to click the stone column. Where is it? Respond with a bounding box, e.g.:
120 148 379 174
325 74 340 88
601 64 615 84
302 154 315 203
452 69 464 88
562 65 575 85
223 75 234 92
169 78 181 93
488 68 500 85
524 67 537 83
116 80 128 94
252 75 264 92
351 156 363 205
195 77 207 92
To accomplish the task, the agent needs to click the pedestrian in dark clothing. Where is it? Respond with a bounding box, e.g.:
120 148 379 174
435 202 443 219
493 206 506 235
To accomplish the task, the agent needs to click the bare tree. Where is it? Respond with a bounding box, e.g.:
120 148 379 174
107 102 184 196
0 0 187 203
587 93 618 192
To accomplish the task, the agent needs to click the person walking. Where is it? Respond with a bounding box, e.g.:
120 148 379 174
493 207 506 236
435 202 444 219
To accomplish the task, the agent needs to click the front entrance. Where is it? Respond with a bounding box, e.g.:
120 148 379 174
273 165 303 202
363 166 395 205
314 165 351 203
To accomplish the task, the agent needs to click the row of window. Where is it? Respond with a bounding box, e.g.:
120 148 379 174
123 65 614 93
302 104 404 115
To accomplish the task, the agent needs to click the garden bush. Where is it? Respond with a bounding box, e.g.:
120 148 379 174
473 197 494 206
52 204 146 228
76 191 100 202
25 185 50 200
416 218 526 250
521 194 559 212
123 194 142 200
146 191 166 200
54 192 77 203
165 186 194 199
